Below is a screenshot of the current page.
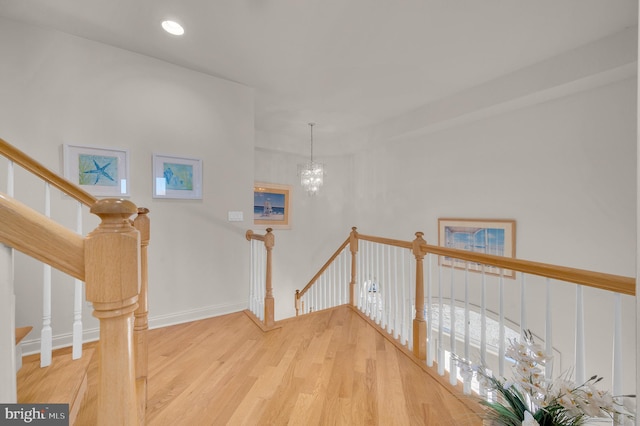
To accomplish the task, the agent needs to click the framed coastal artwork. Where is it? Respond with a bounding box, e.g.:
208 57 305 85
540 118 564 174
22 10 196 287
63 144 130 197
254 182 291 229
438 218 516 278
152 153 202 199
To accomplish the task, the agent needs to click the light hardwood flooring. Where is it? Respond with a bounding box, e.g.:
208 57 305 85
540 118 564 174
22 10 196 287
28 306 482 425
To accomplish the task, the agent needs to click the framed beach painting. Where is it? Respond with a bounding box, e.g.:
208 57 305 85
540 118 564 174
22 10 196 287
254 182 291 229
63 144 130 197
438 218 516 278
152 153 202 199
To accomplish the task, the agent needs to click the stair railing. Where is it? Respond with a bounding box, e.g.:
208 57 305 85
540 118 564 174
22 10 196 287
295 227 636 408
246 228 275 328
0 137 149 424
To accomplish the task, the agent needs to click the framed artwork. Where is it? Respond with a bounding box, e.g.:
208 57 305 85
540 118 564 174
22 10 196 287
438 218 516 278
63 144 130 197
152 154 202 199
254 182 291 229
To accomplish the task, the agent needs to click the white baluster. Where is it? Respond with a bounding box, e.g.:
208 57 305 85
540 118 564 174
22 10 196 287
520 274 527 336
0 162 17 401
498 270 505 377
612 293 622 397
401 249 407 345
426 253 433 367
545 278 553 379
438 259 444 376
72 201 83 360
479 266 487 397
392 248 397 338
386 245 392 333
449 263 457 386
0 243 16 402
463 264 470 394
575 285 585 385
40 183 53 367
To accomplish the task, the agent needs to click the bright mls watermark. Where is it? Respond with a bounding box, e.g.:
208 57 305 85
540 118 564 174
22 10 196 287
0 404 68 425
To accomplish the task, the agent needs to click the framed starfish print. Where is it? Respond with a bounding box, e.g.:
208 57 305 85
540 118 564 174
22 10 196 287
152 153 202 199
63 144 130 197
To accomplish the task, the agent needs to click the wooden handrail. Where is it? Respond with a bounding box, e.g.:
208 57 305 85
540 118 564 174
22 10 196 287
296 229 635 315
0 137 97 207
420 243 635 296
356 233 413 250
0 193 84 280
337 231 634 295
297 237 350 298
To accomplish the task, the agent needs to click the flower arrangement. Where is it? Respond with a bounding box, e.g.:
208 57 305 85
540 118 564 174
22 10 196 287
454 330 635 426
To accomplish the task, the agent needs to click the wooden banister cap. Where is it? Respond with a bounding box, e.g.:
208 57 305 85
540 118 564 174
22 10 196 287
90 198 138 216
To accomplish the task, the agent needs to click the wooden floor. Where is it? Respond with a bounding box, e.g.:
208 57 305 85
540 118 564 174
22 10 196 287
26 306 482 425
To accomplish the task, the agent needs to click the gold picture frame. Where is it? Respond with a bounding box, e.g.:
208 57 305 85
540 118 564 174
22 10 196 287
254 182 292 229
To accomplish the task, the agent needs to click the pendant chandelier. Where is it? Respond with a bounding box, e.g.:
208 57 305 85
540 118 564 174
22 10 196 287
297 122 325 196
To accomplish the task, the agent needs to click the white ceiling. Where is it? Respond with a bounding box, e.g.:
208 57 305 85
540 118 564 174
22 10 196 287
0 0 637 155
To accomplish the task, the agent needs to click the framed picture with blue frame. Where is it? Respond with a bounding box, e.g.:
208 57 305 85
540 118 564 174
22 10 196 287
254 182 291 229
152 153 202 199
63 144 130 197
438 218 516 278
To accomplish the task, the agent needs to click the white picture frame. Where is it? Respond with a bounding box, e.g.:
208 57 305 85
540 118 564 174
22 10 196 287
152 153 203 199
63 144 130 197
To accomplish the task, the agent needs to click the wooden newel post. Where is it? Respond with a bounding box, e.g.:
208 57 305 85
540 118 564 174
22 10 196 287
264 228 275 327
349 227 359 307
133 207 150 424
412 232 427 360
295 290 300 317
86 199 140 426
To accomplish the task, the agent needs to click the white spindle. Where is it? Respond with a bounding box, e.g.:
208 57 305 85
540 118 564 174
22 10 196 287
426 254 434 367
613 293 622 397
401 249 407 346
375 243 381 323
0 243 16 402
7 161 14 197
498 271 505 377
463 264 470 394
1 162 17 401
479 267 487 397
575 285 585 385
437 259 444 376
520 274 527 336
386 245 392 333
391 248 397 338
545 278 553 379
72 201 83 360
40 183 53 367
449 264 457 386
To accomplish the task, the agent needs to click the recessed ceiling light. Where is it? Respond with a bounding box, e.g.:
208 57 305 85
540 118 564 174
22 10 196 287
162 20 184 36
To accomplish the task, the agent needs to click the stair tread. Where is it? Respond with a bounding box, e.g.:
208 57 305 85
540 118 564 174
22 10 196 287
17 344 96 424
15 326 32 345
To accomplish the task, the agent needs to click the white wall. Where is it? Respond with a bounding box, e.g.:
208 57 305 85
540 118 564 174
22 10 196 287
352 77 637 391
0 17 255 350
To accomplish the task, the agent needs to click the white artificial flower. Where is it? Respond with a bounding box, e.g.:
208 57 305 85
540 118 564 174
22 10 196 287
521 410 539 426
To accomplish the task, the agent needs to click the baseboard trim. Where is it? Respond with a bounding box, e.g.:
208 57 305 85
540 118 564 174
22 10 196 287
20 301 248 356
